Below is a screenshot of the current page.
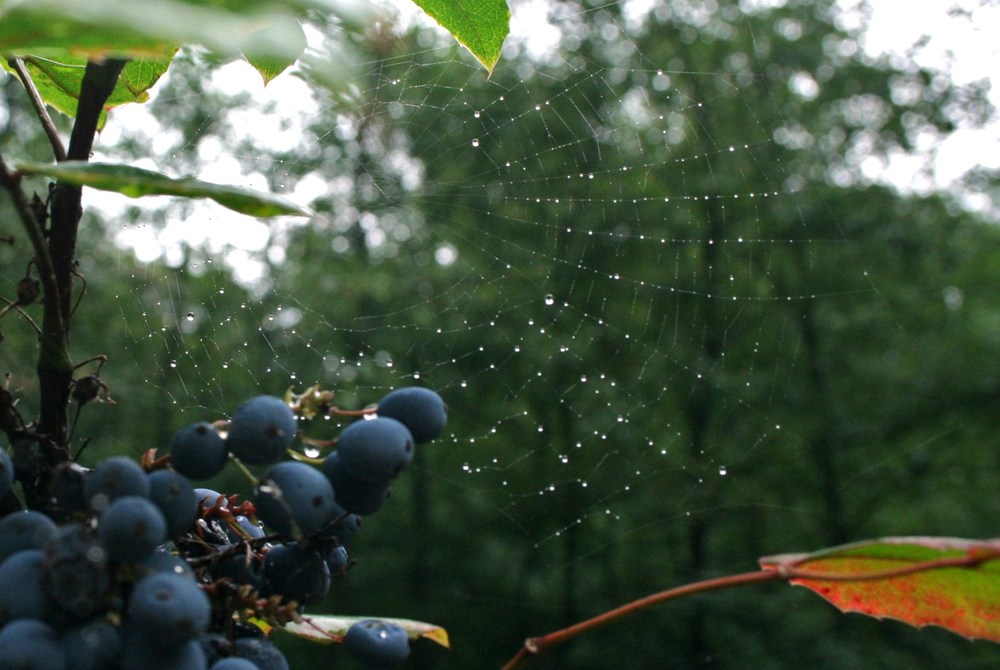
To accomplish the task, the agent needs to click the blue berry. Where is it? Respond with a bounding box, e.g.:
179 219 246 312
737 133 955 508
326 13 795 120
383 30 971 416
0 549 53 624
226 514 265 543
141 549 197 580
262 542 330 605
194 487 228 511
0 619 66 670
343 619 410 667
377 387 447 444
43 523 110 620
62 620 122 670
326 544 349 575
147 470 199 539
233 637 289 670
98 495 168 562
0 510 57 563
322 452 390 515
127 572 211 651
226 396 297 465
255 461 340 539
336 417 414 483
121 635 206 670
211 659 261 670
84 456 149 511
171 421 228 480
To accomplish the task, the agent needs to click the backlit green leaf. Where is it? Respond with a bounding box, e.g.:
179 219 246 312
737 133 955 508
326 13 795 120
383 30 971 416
16 161 310 217
1 53 172 127
242 15 307 85
0 0 305 64
411 0 509 74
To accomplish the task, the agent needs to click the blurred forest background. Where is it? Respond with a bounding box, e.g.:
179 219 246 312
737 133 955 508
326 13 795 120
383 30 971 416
2 0 1000 668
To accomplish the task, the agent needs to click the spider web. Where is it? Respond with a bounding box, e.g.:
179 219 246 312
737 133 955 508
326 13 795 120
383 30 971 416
30 0 999 667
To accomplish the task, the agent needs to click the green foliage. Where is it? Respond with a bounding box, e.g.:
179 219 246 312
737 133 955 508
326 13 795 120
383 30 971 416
1 55 171 129
3 0 1000 668
410 0 510 73
16 161 311 216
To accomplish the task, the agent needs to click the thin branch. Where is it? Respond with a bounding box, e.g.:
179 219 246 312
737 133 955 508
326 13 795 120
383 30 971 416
0 151 65 342
7 57 68 162
500 570 782 669
0 296 42 335
500 549 1000 669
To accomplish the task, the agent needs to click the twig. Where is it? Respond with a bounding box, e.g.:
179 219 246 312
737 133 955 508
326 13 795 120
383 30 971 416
7 57 68 162
499 549 1000 669
0 296 42 335
500 570 781 670
0 152 65 343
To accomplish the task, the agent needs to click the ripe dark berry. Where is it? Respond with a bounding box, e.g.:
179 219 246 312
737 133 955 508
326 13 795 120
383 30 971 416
126 572 211 651
84 456 149 511
343 619 410 667
226 395 297 465
336 417 414 484
263 542 330 606
62 620 122 670
255 460 340 539
147 470 199 539
0 549 53 624
322 452 390 515
43 523 110 619
170 421 228 480
98 495 168 562
0 510 57 563
377 386 447 444
0 618 66 669
233 637 290 670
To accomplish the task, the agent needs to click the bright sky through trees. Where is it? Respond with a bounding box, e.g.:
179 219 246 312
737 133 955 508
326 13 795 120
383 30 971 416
92 0 1000 280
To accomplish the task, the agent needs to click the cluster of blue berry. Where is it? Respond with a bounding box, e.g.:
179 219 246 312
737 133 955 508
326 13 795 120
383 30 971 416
0 386 447 669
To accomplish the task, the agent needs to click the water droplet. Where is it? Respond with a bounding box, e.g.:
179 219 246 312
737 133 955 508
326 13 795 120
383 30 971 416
718 466 728 476
169 360 177 368
185 312 195 321
544 294 555 305
474 110 481 118
471 138 480 147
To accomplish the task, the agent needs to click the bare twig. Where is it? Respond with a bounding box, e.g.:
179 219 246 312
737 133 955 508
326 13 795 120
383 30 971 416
500 548 1000 669
7 57 68 162
0 296 43 335
0 152 65 342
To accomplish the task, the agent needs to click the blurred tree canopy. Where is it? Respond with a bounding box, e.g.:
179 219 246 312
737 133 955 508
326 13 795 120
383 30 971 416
2 0 1000 668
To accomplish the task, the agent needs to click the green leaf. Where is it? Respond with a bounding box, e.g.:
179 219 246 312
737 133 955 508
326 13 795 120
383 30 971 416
1 53 173 127
760 537 1000 642
16 161 310 217
242 15 307 85
410 0 510 74
280 614 451 649
0 0 306 64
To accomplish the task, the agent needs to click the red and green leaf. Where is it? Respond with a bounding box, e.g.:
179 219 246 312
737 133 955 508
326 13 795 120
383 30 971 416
761 537 1000 642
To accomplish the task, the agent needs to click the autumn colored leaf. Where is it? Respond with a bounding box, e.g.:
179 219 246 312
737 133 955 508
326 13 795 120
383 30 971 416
280 614 450 649
760 537 1000 642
